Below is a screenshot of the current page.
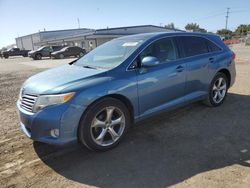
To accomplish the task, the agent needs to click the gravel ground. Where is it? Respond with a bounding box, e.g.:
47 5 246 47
0 45 250 188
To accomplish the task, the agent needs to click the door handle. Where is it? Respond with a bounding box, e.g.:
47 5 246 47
176 65 184 72
209 57 214 63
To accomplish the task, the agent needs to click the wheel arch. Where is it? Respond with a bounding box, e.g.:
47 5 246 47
217 68 231 86
35 53 42 60
76 94 135 143
86 94 134 122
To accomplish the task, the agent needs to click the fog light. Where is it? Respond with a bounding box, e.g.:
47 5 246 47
50 129 59 138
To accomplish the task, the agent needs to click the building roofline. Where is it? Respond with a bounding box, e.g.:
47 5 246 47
15 28 94 40
15 25 185 41
39 28 94 34
95 24 173 32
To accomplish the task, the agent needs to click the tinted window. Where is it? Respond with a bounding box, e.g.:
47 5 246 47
73 47 80 52
52 46 62 51
206 40 221 52
42 47 50 52
67 47 73 52
140 38 177 63
180 36 209 57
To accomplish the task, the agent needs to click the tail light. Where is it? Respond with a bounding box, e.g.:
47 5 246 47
232 51 236 60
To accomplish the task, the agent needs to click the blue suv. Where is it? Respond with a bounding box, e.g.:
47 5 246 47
17 32 236 151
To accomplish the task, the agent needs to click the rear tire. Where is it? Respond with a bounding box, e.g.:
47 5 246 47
59 54 64 59
203 72 228 107
78 97 131 151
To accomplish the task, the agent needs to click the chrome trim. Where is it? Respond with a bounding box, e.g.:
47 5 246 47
20 93 38 112
20 122 31 138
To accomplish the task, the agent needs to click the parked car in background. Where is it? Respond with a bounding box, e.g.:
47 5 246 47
2 48 30 58
51 46 86 59
246 32 250 46
17 32 236 151
28 46 65 60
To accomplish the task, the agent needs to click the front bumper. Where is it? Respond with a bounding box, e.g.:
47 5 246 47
17 100 86 145
51 54 59 59
28 53 36 58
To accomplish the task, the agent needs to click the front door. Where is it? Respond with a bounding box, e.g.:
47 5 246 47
136 37 186 116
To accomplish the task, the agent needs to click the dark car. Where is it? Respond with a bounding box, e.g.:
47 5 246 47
51 46 86 59
2 48 30 58
28 46 64 60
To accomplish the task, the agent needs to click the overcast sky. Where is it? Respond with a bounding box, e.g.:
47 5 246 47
0 0 250 48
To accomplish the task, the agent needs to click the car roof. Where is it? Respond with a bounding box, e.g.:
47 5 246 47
116 32 219 41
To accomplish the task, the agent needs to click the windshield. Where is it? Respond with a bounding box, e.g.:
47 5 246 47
74 38 145 69
60 47 68 51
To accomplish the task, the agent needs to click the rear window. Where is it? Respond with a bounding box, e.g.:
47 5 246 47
179 36 209 57
52 46 62 51
206 40 221 52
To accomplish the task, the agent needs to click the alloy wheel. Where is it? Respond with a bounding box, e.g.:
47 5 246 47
212 77 227 103
90 106 125 146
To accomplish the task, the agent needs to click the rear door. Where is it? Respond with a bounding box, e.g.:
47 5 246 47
176 36 211 95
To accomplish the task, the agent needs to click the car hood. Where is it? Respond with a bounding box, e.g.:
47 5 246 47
28 50 36 54
22 64 108 94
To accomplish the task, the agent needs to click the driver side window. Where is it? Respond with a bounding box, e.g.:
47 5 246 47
140 38 177 63
43 47 50 52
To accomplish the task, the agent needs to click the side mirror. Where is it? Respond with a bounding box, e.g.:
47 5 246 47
141 56 159 68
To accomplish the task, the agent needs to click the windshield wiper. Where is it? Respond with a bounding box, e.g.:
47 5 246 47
83 65 97 69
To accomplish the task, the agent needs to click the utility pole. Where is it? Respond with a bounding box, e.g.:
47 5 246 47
225 8 230 30
77 18 80 29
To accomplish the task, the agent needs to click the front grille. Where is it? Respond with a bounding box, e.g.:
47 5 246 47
20 94 38 112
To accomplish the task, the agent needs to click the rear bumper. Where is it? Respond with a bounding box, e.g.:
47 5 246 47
17 100 86 145
229 60 236 88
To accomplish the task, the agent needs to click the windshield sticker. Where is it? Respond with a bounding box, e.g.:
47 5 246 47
122 42 139 47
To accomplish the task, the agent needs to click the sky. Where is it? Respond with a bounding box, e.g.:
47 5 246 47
0 0 250 48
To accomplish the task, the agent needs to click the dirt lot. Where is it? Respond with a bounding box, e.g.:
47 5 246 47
0 44 250 188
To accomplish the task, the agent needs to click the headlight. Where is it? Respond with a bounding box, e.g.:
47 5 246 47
33 92 75 112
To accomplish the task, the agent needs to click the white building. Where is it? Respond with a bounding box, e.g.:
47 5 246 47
16 25 179 51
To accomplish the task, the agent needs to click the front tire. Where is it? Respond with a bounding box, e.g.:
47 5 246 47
204 72 228 107
78 97 131 151
35 53 42 60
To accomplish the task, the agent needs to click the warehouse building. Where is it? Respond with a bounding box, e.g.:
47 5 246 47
16 25 179 51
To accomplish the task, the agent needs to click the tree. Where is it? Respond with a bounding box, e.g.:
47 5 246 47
216 29 233 39
234 24 250 37
185 23 200 31
185 23 207 33
165 23 175 29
